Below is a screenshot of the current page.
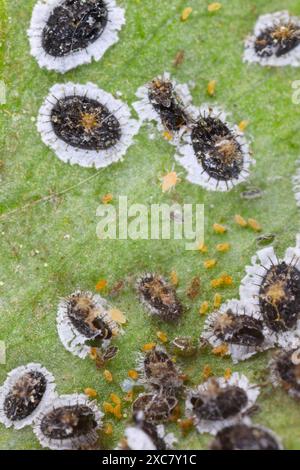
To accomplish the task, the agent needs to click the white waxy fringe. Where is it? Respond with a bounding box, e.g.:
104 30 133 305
292 159 300 208
28 0 125 73
132 72 194 146
37 82 140 168
121 424 176 450
57 290 119 359
201 299 274 364
33 393 103 450
244 11 300 67
185 372 260 435
0 363 57 429
239 239 300 349
124 426 156 450
174 104 254 191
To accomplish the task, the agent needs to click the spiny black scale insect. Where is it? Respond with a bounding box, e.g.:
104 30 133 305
258 261 300 333
66 293 113 340
211 423 282 450
142 347 183 394
190 381 248 421
3 372 47 421
133 393 178 424
148 78 189 133
271 349 300 398
137 273 183 322
42 0 109 57
51 95 121 151
40 404 98 441
191 114 244 181
213 310 265 347
255 21 300 58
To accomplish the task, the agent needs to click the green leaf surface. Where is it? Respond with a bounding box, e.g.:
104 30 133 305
1 0 300 450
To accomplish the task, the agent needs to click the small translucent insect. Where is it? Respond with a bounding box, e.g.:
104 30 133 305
240 239 300 349
185 373 260 435
133 72 193 145
91 345 119 369
175 105 254 191
133 393 178 424
201 299 273 363
37 82 140 168
117 414 176 450
57 290 120 359
28 0 125 73
137 346 183 395
256 233 276 247
0 364 56 429
136 273 183 323
269 348 300 399
240 187 263 200
171 336 198 357
102 345 119 361
161 171 181 192
187 276 201 300
210 422 283 450
244 11 300 67
173 50 185 67
33 394 103 450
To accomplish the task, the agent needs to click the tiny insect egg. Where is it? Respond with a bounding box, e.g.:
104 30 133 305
199 301 209 315
213 223 227 234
